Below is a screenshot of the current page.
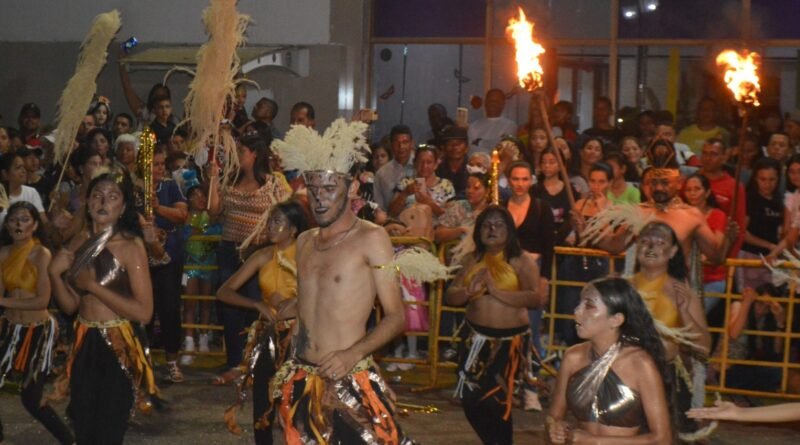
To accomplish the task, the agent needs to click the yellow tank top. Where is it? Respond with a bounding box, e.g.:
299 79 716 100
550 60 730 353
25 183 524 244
632 272 680 328
464 250 520 298
2 238 39 294
258 242 297 306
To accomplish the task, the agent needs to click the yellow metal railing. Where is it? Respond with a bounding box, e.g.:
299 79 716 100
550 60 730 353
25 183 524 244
542 247 800 400
167 232 800 399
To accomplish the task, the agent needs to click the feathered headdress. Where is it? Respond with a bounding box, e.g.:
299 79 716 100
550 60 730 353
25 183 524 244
270 118 370 176
53 10 121 165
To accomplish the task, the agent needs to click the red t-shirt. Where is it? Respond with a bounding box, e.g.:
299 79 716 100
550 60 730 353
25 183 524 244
707 172 746 257
704 208 728 282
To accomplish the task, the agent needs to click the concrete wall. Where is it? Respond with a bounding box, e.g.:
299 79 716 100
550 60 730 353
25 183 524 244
0 0 373 133
0 0 330 44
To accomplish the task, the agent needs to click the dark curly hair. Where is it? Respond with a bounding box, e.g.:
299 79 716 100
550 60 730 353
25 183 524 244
473 205 522 260
635 221 687 282
0 201 52 248
590 277 675 436
85 172 142 238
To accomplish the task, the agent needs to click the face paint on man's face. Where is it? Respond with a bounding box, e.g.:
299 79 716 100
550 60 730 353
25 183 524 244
304 171 350 227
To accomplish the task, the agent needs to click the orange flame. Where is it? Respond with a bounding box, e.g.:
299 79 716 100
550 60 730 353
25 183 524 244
716 49 761 106
506 8 546 91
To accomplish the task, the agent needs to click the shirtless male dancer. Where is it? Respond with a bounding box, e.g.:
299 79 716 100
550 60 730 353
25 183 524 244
270 119 414 444
584 139 737 268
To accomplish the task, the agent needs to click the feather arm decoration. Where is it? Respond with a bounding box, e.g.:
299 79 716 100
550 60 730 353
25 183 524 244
271 119 370 174
383 247 459 284
579 203 654 246
761 252 800 286
449 224 475 266
54 10 121 165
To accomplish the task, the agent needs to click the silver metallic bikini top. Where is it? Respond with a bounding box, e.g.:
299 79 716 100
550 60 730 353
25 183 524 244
566 353 645 428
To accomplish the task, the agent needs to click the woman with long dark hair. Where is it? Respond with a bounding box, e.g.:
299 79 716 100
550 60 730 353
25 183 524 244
208 134 292 385
0 202 74 444
740 158 783 289
632 221 711 440
218 200 309 444
683 173 728 310
446 205 548 445
548 277 672 444
48 172 157 444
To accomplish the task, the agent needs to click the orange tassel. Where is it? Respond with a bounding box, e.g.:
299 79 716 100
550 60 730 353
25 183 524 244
13 326 35 372
354 372 400 444
280 369 308 445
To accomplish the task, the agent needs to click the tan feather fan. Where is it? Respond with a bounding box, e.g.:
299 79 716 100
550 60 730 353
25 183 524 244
178 0 250 189
390 247 459 284
579 203 654 246
53 10 121 165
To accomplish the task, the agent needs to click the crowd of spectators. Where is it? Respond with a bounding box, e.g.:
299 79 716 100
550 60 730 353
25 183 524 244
2 76 800 395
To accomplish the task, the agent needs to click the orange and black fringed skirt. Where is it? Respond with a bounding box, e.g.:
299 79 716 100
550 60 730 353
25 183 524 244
454 321 533 421
271 356 416 445
0 316 57 389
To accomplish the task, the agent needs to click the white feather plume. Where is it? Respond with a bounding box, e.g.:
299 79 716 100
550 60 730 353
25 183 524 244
271 119 370 174
389 247 459 284
580 203 654 246
449 224 475 266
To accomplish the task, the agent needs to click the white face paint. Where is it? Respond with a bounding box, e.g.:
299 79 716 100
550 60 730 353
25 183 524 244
573 285 614 340
304 171 350 228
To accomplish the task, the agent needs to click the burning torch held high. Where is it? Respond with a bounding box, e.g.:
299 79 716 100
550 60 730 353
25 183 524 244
716 49 761 107
506 7 545 92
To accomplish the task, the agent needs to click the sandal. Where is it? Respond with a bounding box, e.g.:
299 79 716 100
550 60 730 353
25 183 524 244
212 368 241 386
167 361 184 383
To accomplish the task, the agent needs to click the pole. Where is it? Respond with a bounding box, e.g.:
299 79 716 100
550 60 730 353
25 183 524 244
730 107 748 219
536 91 576 209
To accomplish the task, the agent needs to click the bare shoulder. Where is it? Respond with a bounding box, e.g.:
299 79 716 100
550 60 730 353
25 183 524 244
618 345 652 364
618 346 661 384
681 205 706 222
358 219 391 243
0 245 10 262
296 228 317 250
561 342 590 373
30 244 52 263
249 245 275 263
511 251 539 271
108 233 146 261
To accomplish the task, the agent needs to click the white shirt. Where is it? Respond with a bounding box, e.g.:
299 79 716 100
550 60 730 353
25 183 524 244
0 185 45 225
467 116 517 156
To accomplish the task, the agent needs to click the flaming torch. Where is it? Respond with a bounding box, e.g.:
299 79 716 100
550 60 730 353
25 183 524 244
507 8 575 207
716 49 761 218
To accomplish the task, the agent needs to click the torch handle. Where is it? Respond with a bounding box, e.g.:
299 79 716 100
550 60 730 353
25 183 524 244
536 94 576 209
730 110 748 220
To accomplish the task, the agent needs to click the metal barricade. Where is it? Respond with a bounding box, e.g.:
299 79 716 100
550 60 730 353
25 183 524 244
374 236 442 391
705 258 800 400
178 234 225 358
542 248 800 400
